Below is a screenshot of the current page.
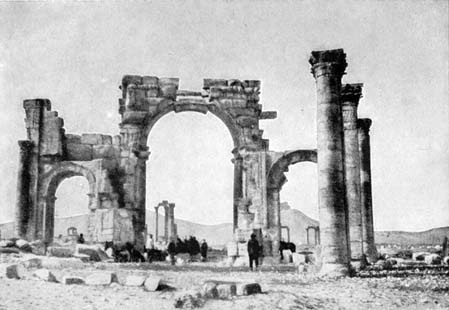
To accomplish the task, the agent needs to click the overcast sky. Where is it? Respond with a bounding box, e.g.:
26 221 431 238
0 0 447 232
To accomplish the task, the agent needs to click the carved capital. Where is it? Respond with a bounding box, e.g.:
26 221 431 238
341 83 363 105
309 49 347 78
357 118 372 134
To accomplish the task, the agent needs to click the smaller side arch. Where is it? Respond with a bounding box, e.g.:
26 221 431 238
39 162 97 243
267 149 317 191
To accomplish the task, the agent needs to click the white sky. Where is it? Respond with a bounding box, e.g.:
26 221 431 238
0 0 447 231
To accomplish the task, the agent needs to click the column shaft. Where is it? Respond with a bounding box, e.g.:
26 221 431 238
358 119 377 261
341 84 364 263
310 49 350 275
164 206 169 242
15 141 33 238
154 206 159 241
233 154 243 232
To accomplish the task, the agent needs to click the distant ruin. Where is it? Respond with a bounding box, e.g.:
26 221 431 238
15 48 376 275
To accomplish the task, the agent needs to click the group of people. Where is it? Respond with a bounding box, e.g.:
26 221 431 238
146 234 209 265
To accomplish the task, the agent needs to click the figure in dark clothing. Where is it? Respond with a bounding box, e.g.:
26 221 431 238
167 239 177 265
200 239 208 262
188 236 200 261
77 233 85 244
247 233 260 271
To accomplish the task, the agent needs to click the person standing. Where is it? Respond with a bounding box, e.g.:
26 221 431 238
77 233 85 244
200 239 208 262
167 238 177 266
247 233 260 271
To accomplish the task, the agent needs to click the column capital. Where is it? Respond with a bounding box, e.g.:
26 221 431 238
341 83 363 106
357 118 372 133
309 49 347 79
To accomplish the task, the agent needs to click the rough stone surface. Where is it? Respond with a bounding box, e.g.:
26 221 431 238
124 275 146 287
217 283 237 299
48 246 75 258
143 276 162 291
202 282 219 299
33 269 57 282
0 264 23 279
85 272 117 286
62 275 85 285
236 282 262 296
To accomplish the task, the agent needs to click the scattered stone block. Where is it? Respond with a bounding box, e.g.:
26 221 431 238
41 257 84 269
217 283 236 299
85 272 117 286
21 256 42 268
0 248 19 254
443 256 449 265
33 269 57 282
75 244 109 262
174 290 204 309
144 276 162 291
236 283 262 296
15 239 31 251
0 240 15 248
424 254 441 265
0 264 24 279
48 246 75 258
202 282 218 298
292 253 306 265
125 275 146 287
62 275 85 285
412 252 430 261
73 253 91 263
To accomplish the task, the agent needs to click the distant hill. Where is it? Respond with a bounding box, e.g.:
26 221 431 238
1 205 447 247
375 227 449 245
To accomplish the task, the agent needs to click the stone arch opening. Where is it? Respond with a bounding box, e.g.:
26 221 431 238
53 176 89 240
41 163 96 243
145 111 234 242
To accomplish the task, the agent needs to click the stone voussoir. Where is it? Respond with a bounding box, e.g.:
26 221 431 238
62 275 85 285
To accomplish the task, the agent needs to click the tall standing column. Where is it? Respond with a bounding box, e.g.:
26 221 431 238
232 151 243 232
310 49 350 275
358 118 377 262
167 203 176 241
154 206 159 241
267 189 281 258
15 140 33 238
164 204 169 242
341 84 364 266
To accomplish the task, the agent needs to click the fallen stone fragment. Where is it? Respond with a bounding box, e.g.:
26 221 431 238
174 290 204 309
125 275 146 286
21 257 42 269
0 248 20 254
41 257 84 269
216 283 236 299
85 272 117 286
144 276 162 291
424 254 441 265
73 253 91 263
15 239 32 252
236 283 262 296
0 264 24 279
48 246 75 258
62 275 85 285
202 282 218 298
0 240 15 248
33 269 57 282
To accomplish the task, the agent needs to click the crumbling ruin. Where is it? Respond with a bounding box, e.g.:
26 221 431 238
15 48 376 275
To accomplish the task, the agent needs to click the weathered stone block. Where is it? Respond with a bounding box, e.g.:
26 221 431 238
236 283 262 296
41 257 84 269
202 282 218 298
66 143 93 161
81 133 103 145
85 272 117 286
0 264 24 279
15 239 32 252
33 269 57 282
101 135 112 145
0 240 15 247
424 254 441 265
112 135 121 146
92 145 116 159
62 275 85 285
48 246 75 258
144 276 162 291
65 134 81 144
75 244 109 262
20 256 42 268
217 283 236 299
124 275 146 286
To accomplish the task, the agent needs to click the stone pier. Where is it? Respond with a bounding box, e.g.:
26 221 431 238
167 203 176 241
358 118 377 262
154 205 159 241
15 140 34 238
310 49 350 275
341 83 364 266
232 151 243 232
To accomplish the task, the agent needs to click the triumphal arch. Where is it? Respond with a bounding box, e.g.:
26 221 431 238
15 49 376 275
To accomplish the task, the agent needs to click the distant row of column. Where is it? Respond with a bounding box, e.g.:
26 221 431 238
154 201 176 242
310 49 376 275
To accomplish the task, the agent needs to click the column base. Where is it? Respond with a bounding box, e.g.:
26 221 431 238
319 263 349 278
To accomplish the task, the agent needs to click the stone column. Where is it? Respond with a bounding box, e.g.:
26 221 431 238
15 140 33 238
267 189 281 258
358 118 377 261
232 151 243 232
154 206 159 241
167 203 176 241
164 204 169 242
306 228 311 245
341 84 364 266
310 49 350 275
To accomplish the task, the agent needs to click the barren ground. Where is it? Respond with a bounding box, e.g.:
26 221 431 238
0 261 448 310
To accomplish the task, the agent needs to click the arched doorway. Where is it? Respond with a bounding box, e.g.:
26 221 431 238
145 112 234 244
